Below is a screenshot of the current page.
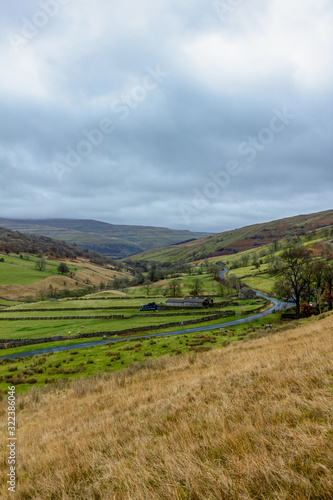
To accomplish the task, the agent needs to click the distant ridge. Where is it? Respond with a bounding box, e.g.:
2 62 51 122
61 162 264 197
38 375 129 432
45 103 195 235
0 218 209 258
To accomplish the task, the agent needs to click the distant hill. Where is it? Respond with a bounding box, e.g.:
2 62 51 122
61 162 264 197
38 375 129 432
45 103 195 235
130 209 333 262
0 226 114 267
0 219 209 258
0 226 133 300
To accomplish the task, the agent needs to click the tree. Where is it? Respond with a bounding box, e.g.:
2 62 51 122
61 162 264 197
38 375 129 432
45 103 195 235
189 278 204 296
323 285 333 310
322 251 333 311
225 275 242 291
111 277 129 291
267 256 283 276
132 272 144 286
311 260 325 297
216 280 225 297
270 240 280 252
57 263 70 275
143 280 153 297
275 244 310 317
35 258 46 272
241 254 250 267
207 264 218 277
300 301 316 317
164 279 182 297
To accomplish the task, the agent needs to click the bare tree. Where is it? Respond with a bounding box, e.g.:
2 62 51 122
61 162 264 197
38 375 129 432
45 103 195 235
35 258 46 272
164 280 182 297
189 278 204 296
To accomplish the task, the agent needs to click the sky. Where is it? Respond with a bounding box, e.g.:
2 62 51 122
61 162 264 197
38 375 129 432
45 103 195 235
0 0 332 233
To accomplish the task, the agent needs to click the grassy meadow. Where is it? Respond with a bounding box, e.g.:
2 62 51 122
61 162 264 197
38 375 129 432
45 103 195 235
0 255 80 285
0 311 332 498
0 253 130 300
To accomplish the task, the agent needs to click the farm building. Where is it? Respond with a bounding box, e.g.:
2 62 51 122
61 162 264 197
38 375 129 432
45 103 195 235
237 287 257 300
165 297 214 309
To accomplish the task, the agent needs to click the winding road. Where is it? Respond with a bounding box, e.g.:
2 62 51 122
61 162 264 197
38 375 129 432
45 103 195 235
0 268 291 360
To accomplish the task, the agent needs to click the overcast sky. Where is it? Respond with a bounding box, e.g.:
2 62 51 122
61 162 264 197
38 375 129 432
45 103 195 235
0 0 332 233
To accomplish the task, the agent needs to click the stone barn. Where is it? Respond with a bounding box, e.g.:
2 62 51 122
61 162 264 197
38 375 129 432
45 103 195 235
165 297 213 309
237 287 257 300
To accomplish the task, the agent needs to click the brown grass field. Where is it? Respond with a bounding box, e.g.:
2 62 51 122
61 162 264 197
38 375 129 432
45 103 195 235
0 313 333 499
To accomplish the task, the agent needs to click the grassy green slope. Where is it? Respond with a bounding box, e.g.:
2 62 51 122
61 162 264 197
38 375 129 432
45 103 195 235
0 255 80 286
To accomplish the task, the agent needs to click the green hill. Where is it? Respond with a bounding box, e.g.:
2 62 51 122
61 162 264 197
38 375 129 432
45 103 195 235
0 219 208 258
0 226 132 300
130 209 333 262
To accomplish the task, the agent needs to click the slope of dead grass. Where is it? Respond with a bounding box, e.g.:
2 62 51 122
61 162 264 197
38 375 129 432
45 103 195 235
1 314 333 499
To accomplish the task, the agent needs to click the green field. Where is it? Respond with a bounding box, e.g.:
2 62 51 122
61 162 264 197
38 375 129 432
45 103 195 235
0 309 283 394
0 255 80 286
0 300 266 340
226 264 276 294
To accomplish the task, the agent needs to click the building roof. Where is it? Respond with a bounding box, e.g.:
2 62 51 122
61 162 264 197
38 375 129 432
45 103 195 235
184 297 210 303
166 297 210 304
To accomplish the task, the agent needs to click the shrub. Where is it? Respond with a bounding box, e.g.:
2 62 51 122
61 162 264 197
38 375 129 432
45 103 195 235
26 378 38 384
300 301 317 317
189 346 212 353
12 375 24 385
22 369 34 376
44 378 55 384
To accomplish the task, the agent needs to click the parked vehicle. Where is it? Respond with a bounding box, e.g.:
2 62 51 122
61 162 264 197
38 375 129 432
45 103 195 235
140 302 159 311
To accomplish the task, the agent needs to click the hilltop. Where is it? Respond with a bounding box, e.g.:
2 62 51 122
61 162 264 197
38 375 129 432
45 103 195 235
0 219 208 258
1 312 332 499
131 209 333 262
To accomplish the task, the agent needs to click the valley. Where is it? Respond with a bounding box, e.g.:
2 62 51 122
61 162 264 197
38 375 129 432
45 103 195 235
0 209 332 499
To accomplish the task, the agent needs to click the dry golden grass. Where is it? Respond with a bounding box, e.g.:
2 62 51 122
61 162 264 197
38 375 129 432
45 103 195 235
1 314 333 499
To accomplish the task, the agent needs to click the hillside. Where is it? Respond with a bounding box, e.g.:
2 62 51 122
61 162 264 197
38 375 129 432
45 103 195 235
1 313 332 499
0 219 208 258
131 209 333 262
0 227 130 299
0 226 115 266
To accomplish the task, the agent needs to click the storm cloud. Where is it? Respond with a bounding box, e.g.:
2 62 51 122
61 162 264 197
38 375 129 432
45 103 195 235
0 0 332 232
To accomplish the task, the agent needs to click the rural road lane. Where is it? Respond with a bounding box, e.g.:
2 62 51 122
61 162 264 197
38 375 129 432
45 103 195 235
0 268 291 360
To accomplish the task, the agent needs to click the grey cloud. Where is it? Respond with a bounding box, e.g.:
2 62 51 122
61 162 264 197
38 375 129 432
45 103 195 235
0 0 332 233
